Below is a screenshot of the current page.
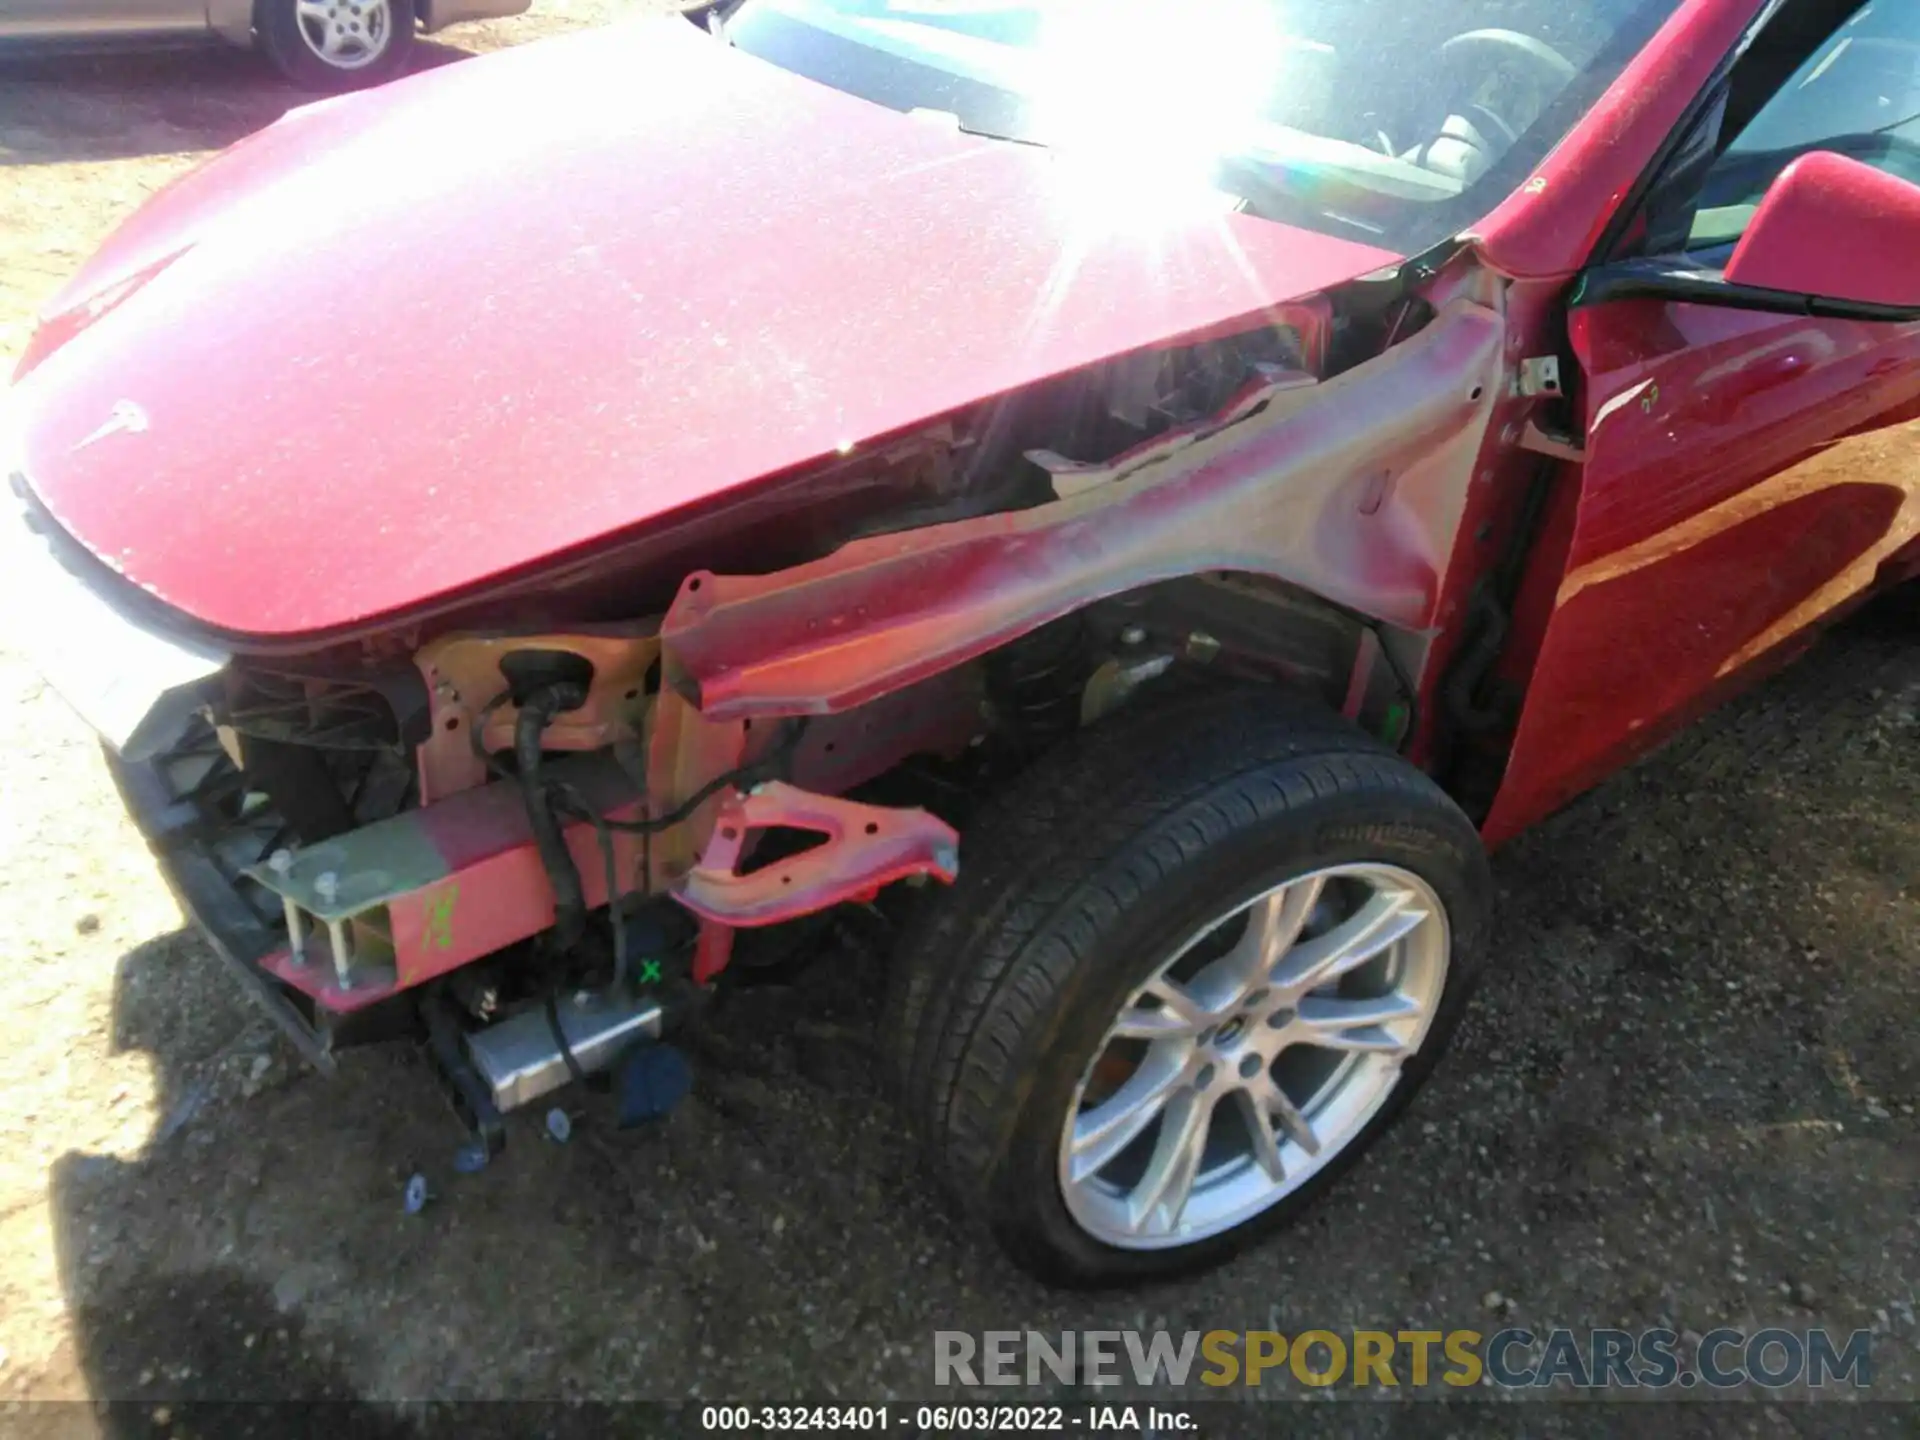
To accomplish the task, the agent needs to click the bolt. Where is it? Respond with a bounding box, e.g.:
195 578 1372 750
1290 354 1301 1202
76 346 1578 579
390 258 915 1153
1193 1063 1216 1091
314 871 339 904
545 1108 573 1144
1239 1053 1264 1080
403 1174 430 1215
1267 1007 1296 1029
1185 631 1222 663
572 989 593 1009
1119 625 1147 646
268 849 294 877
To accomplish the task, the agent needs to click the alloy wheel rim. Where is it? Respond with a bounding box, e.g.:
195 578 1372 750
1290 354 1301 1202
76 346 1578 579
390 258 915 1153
294 0 394 70
1057 863 1450 1250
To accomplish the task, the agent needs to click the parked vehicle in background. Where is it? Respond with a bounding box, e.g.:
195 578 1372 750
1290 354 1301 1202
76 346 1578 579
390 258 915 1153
5 0 1919 1286
0 0 530 88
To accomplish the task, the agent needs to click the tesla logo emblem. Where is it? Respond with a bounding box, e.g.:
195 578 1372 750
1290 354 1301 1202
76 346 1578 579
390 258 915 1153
71 400 149 452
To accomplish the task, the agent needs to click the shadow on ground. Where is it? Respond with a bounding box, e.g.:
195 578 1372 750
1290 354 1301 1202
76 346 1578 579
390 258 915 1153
39 603 1920 1431
0 40 472 166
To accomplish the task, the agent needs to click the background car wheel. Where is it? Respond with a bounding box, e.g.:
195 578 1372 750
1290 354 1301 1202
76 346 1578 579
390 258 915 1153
258 0 416 91
883 687 1492 1286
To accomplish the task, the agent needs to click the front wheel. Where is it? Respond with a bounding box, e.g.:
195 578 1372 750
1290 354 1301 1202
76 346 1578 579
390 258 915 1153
258 0 416 91
884 688 1492 1285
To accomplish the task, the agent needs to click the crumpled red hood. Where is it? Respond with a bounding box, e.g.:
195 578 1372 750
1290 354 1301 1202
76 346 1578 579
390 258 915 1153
8 17 1394 640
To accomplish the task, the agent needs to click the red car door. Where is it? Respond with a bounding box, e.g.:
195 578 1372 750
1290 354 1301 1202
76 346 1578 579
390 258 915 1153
1485 0 1920 843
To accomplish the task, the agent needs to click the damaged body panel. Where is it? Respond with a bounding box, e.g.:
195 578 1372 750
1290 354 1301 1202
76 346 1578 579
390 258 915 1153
660 295 1505 723
9 0 1920 1281
5 15 1394 643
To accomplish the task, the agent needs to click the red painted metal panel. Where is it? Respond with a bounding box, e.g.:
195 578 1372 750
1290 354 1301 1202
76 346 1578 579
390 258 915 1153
1725 152 1920 308
10 17 1393 641
1484 298 1920 844
676 782 959 929
1473 0 1763 280
662 298 1506 721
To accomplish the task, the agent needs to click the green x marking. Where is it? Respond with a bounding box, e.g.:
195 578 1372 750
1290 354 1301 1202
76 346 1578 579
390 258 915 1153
639 959 663 985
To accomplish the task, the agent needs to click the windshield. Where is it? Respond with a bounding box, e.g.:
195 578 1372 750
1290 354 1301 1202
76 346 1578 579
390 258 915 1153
724 0 1685 254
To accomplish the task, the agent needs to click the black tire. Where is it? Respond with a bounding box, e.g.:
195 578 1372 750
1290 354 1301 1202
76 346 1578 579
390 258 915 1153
882 687 1492 1286
258 0 416 91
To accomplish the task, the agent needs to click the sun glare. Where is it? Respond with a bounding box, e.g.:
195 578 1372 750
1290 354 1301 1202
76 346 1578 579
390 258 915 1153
1032 0 1285 213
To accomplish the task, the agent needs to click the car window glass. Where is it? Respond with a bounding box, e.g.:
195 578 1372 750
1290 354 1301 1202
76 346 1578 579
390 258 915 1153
1689 1 1920 250
728 0 1685 256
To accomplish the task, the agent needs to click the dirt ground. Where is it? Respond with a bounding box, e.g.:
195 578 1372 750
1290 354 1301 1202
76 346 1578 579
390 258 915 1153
1 4 1917 1431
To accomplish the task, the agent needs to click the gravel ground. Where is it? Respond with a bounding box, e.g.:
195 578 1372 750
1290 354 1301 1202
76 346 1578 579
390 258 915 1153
1 6 1916 1431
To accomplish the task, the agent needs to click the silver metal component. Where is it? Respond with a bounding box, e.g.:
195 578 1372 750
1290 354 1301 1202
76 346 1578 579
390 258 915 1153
325 917 354 988
271 847 308 965
466 990 665 1113
1185 631 1222 663
1517 355 1562 397
315 871 339 904
294 0 394 70
280 894 308 967
1058 863 1449 1250
1080 652 1176 726
1119 625 1148 646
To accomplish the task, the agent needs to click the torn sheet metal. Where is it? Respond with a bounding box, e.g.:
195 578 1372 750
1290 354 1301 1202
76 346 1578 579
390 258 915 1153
662 298 1506 722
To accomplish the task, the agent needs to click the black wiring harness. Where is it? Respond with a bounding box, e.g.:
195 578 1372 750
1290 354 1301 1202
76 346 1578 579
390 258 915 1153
467 685 808 988
461 681 808 1085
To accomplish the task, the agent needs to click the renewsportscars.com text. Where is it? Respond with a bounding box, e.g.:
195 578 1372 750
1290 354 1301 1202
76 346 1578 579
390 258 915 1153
934 1327 1873 1391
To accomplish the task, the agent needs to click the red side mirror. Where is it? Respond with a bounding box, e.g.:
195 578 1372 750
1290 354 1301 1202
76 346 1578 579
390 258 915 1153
1724 151 1920 310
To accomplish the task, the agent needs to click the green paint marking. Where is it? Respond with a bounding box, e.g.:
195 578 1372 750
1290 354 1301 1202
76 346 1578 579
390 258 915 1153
427 884 459 951
639 959 664 985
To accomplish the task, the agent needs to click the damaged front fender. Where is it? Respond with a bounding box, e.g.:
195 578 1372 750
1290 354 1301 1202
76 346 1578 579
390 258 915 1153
662 296 1506 722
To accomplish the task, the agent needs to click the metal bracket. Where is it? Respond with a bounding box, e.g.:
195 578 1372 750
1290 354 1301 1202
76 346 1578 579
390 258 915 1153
1517 355 1563 397
1517 416 1586 463
247 753 648 1014
674 782 960 933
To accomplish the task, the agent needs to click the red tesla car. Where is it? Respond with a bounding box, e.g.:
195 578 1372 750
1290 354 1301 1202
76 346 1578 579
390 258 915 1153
4 0 1917 1284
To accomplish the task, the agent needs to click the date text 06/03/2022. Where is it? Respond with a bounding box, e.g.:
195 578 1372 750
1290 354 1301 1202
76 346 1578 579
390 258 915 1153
698 1404 1195 1431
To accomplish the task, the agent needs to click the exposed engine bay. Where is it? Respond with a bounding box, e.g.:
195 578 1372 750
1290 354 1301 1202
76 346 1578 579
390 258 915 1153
18 0 1911 1289
106 260 1505 1160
